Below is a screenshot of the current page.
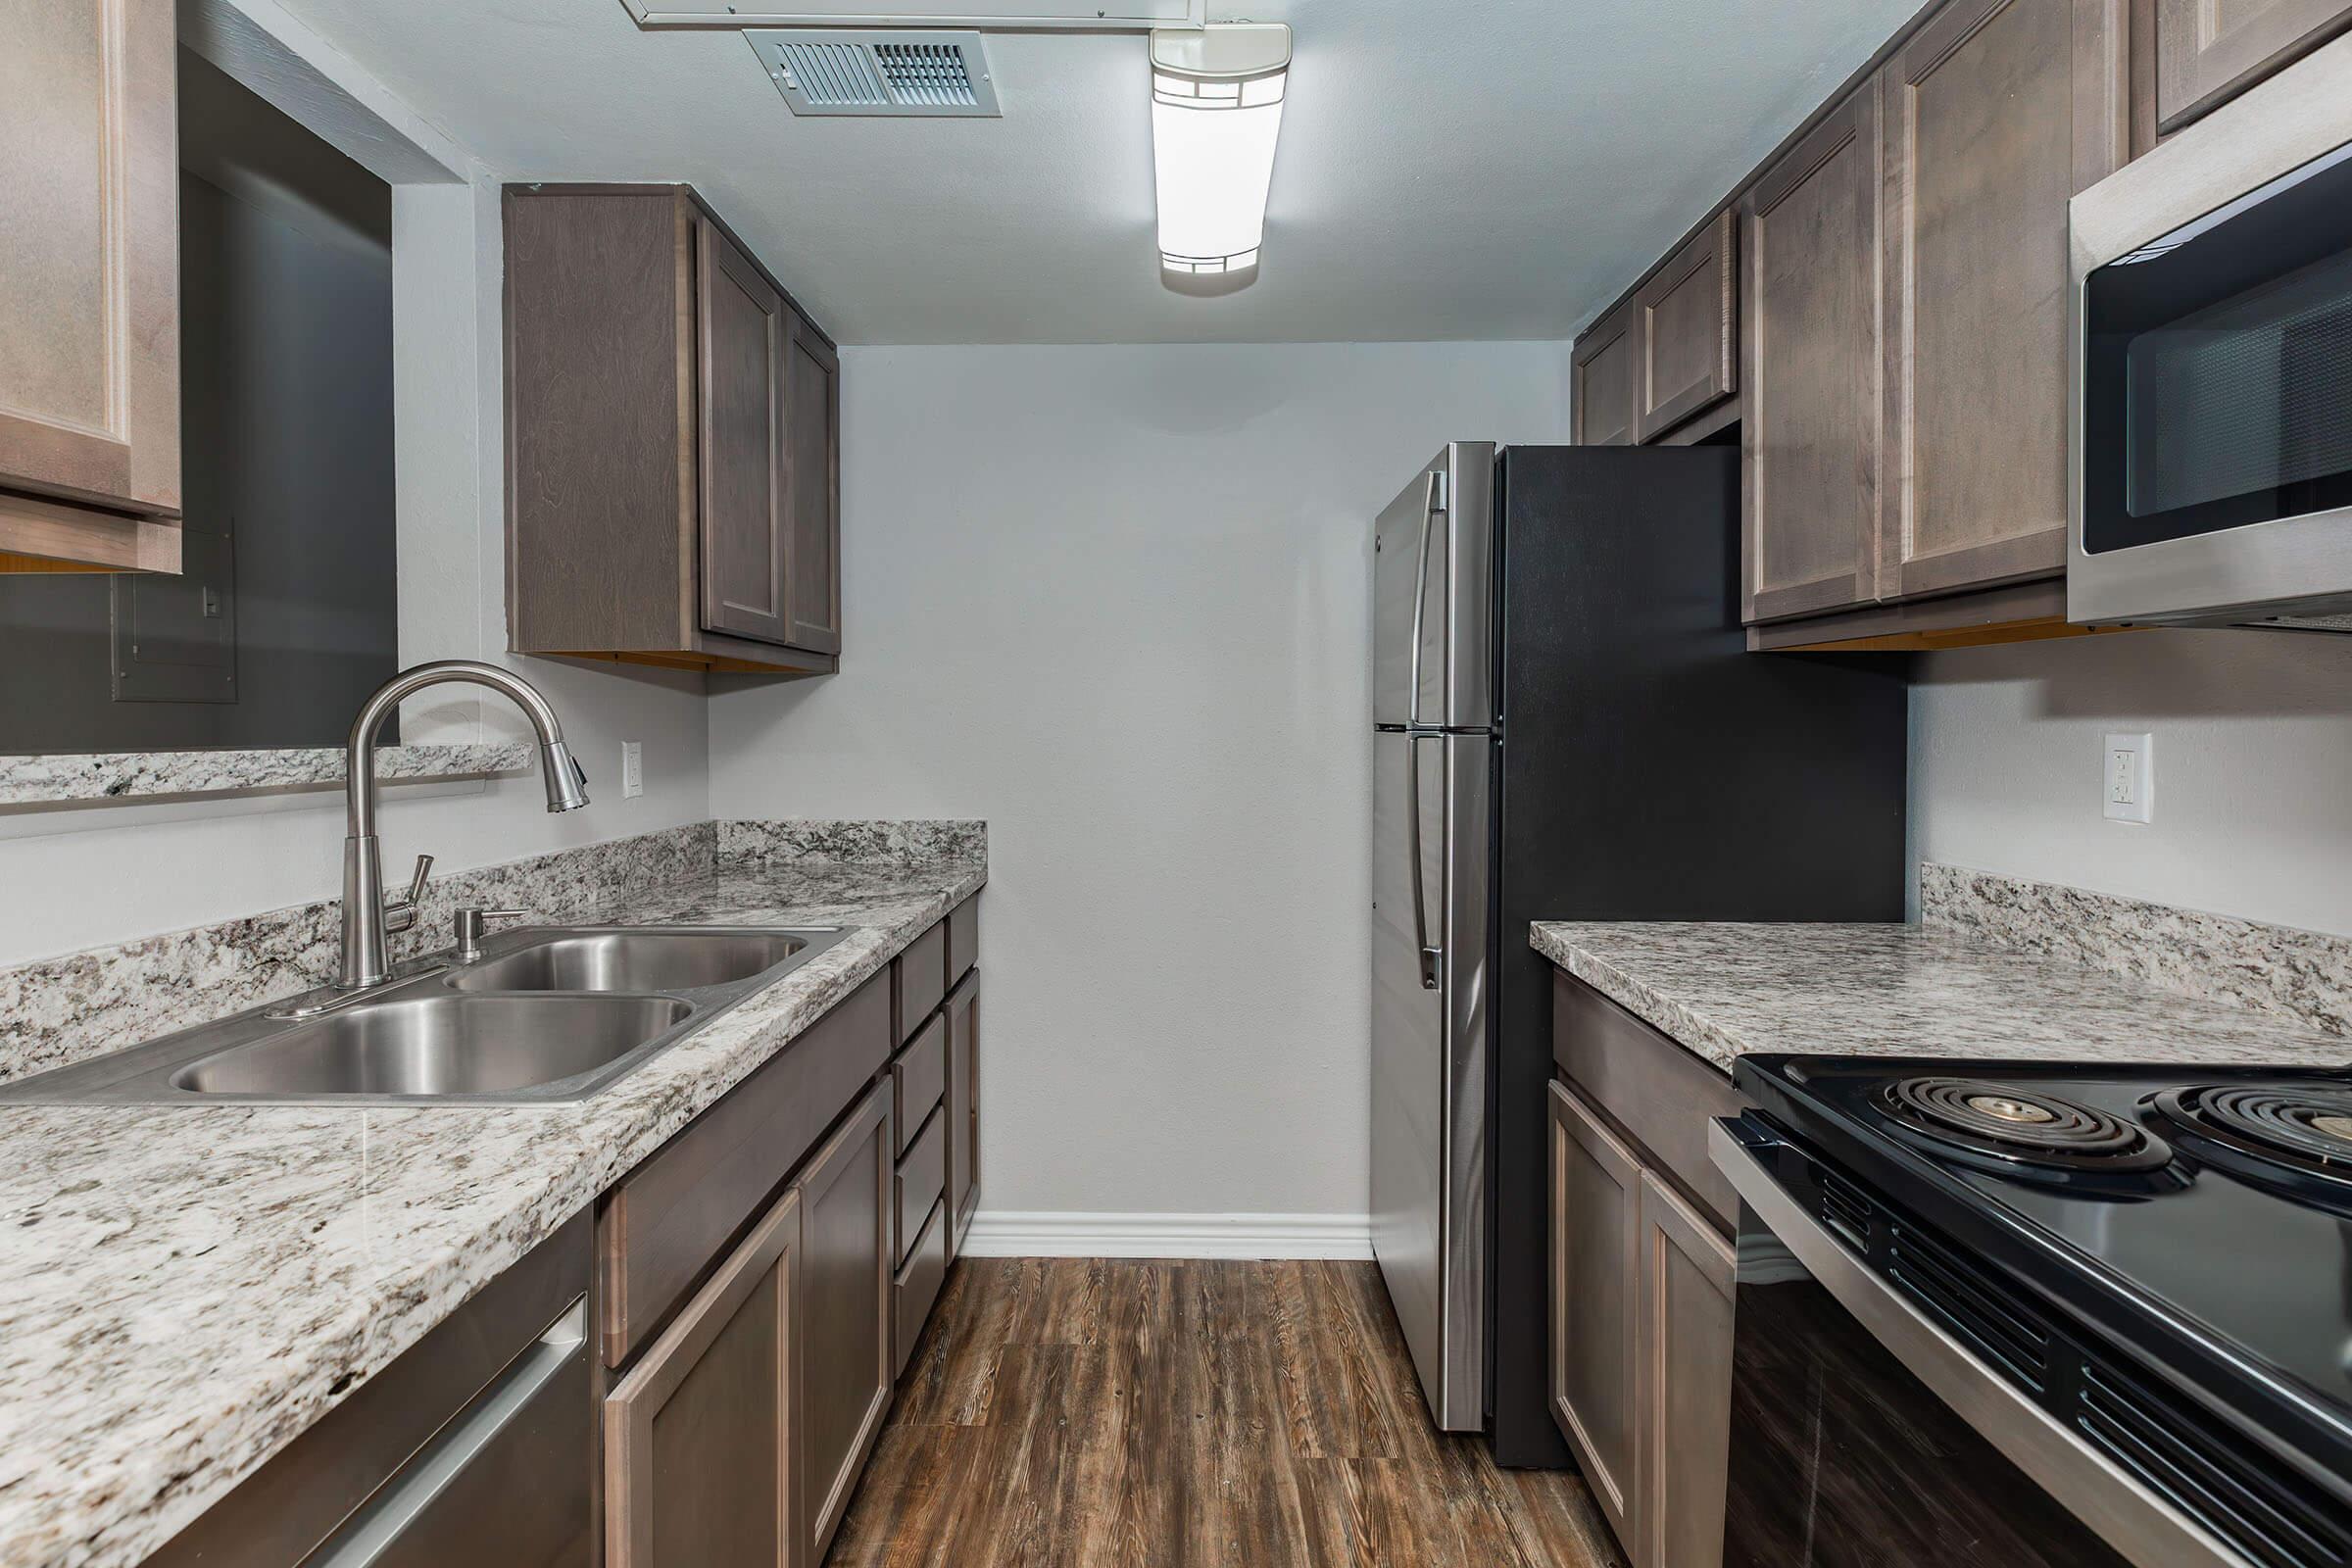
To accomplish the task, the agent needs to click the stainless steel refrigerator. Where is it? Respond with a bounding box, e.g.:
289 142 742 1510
1369 442 1909 1460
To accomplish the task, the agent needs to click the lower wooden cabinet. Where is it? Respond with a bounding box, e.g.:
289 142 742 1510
1548 1079 1642 1545
793 1085 895 1566
947 970 981 1251
1549 1078 1737 1568
1635 1170 1736 1568
604 1187 801 1568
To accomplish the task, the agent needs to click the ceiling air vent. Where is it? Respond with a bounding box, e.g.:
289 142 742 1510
745 29 1001 117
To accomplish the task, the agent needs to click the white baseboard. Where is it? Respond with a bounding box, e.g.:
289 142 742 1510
958 1210 1375 1261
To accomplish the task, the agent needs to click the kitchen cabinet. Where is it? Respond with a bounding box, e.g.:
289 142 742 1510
1633 211 1740 443
1571 303 1637 447
504 183 840 676
596 968 891 1366
1635 1171 1736 1568
1551 971 1743 1568
605 1188 801 1568
948 970 982 1252
1879 0 2127 603
1740 82 1886 624
2154 0 2352 130
791 1085 894 1565
1548 1079 1642 1549
0 0 182 575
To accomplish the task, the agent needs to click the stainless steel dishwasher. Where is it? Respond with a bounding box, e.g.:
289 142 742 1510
300 1297 591 1567
145 1216 594 1568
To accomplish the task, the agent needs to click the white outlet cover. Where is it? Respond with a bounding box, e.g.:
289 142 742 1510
2103 732 2151 824
621 741 644 800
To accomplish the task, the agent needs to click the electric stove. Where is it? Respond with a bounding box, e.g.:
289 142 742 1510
1716 1055 2352 1568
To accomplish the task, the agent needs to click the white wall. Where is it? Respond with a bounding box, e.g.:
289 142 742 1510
0 2 710 968
708 343 1567 1223
1911 630 2352 937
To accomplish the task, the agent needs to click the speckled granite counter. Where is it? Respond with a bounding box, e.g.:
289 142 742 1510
1532 919 2352 1078
0 850 983 1568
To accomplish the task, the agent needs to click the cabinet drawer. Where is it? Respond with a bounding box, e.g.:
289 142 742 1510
947 893 979 987
895 1107 947 1266
893 1011 948 1155
597 968 891 1367
893 1197 950 1379
894 921 947 1043
1552 969 1746 1234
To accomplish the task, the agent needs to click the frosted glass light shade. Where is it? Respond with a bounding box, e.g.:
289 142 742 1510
1150 24 1291 295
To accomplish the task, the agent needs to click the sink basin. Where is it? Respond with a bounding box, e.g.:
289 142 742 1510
0 924 847 1106
171 994 695 1098
449 930 817 995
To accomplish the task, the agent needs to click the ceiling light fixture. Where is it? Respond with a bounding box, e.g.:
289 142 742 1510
1151 23 1290 296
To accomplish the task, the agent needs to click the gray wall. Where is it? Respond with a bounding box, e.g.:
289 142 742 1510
0 50 394 752
708 341 1570 1228
1911 630 2352 936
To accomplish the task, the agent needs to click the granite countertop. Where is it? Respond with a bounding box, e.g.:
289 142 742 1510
1532 920 2352 1077
0 856 984 1568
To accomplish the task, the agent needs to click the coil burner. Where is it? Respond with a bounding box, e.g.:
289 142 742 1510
2148 1084 2352 1192
1878 1077 2173 1173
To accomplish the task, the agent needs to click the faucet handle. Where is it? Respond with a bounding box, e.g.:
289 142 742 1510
384 854 435 933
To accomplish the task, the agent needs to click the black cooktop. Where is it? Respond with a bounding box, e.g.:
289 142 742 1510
1736 1056 2352 1521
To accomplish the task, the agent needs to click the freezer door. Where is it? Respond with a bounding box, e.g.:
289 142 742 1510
1373 444 1495 730
1370 728 1491 1432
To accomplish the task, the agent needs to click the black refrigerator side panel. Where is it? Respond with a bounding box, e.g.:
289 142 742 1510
1486 445 1908 1468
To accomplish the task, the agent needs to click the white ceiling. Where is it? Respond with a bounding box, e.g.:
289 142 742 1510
270 0 1923 344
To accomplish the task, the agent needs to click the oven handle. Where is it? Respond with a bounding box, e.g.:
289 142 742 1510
1709 1120 2249 1568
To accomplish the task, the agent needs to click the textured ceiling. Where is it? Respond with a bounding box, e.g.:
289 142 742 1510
271 0 1924 343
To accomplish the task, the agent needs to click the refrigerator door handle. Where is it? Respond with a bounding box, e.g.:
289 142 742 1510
1406 468 1446 729
1405 732 1442 990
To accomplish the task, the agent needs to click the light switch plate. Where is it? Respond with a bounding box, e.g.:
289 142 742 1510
2103 732 2151 823
621 741 644 800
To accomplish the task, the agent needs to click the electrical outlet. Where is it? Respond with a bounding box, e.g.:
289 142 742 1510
621 741 644 800
2103 732 2151 823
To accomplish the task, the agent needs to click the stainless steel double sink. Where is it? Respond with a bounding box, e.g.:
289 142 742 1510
0 926 846 1106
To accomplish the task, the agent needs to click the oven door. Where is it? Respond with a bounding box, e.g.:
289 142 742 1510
2071 135 2352 627
1709 1118 2245 1568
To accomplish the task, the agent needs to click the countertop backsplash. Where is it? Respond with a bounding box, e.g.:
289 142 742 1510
0 818 987 1086
1921 863 2352 1041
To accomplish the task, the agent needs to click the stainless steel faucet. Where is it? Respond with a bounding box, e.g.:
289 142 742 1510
339 661 589 989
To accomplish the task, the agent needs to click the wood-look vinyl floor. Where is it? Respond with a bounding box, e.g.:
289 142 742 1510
825 1258 1629 1568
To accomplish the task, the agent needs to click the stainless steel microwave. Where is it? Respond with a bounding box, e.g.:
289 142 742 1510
2070 63 2352 630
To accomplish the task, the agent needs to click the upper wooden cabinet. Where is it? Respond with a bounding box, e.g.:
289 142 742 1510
1879 0 2127 603
2155 0 2352 130
1740 83 1885 624
1570 303 1637 447
505 184 840 676
1634 211 1739 442
0 0 182 574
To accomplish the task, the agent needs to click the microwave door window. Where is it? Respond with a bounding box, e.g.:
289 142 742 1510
2083 140 2352 554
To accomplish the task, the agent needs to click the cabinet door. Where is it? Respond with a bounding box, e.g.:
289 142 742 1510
794 1084 893 1565
2155 0 2352 129
1634 212 1739 442
782 316 842 654
0 0 181 554
1881 0 2125 603
697 217 793 646
1572 303 1637 447
1636 1172 1736 1568
947 972 981 1253
1549 1080 1642 1551
1740 83 1885 624
605 1188 800 1568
